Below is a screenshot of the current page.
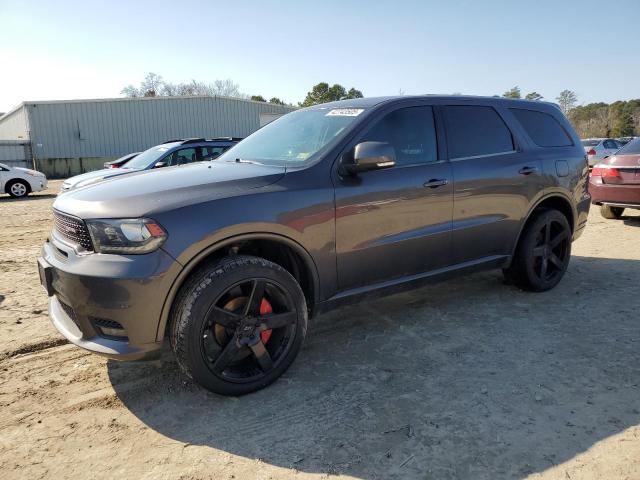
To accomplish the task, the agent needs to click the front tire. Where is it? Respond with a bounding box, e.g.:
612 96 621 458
503 209 572 292
7 180 30 198
170 255 308 396
600 205 624 219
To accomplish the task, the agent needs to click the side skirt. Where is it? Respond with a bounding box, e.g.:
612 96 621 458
315 255 510 316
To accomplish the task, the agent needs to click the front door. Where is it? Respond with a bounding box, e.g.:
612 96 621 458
334 105 453 291
442 104 542 264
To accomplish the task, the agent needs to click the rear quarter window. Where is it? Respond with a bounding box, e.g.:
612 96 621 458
443 105 514 159
510 109 573 147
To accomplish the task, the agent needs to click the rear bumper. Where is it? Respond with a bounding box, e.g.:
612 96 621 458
39 236 181 361
589 177 640 207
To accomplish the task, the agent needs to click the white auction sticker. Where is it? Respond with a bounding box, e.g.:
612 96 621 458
325 108 364 117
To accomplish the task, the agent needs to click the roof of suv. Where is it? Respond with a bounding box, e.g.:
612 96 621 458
309 95 560 110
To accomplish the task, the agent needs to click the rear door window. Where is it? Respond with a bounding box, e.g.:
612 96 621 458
443 106 514 160
359 106 438 166
509 108 573 147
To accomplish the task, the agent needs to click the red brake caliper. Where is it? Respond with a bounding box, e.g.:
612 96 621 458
259 298 273 344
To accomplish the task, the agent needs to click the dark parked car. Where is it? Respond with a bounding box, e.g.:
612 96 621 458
589 137 640 219
60 137 241 192
103 152 140 169
38 96 590 395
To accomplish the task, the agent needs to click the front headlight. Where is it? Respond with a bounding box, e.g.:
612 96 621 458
25 169 43 177
86 218 167 254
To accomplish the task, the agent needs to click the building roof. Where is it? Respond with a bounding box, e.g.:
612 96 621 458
0 94 294 122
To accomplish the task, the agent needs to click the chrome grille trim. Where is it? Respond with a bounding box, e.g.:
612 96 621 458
53 210 94 252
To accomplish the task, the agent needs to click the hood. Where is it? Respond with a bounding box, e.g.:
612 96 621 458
13 166 44 176
598 153 640 168
53 161 286 219
63 167 138 187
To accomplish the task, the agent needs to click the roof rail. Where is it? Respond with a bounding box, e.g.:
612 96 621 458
211 137 244 142
180 138 207 144
161 139 182 144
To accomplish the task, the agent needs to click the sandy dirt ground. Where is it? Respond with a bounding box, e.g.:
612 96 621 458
1 180 639 480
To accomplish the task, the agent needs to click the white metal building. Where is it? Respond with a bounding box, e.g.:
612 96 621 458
0 95 294 177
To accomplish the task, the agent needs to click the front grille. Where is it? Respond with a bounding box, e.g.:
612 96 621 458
53 211 93 251
91 318 123 330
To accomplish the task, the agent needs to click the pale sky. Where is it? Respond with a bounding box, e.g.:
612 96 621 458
1 0 638 113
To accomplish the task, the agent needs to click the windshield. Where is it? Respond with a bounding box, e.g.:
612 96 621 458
616 137 640 155
581 139 600 147
123 143 178 169
216 107 366 166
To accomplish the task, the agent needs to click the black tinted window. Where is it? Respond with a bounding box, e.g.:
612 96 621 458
510 109 573 147
360 106 438 166
603 140 620 149
167 147 199 166
443 106 514 159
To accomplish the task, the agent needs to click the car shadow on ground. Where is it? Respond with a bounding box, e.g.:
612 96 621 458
109 255 640 479
623 215 640 227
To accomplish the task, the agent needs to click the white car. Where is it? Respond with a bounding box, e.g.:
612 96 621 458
582 138 623 167
0 162 48 198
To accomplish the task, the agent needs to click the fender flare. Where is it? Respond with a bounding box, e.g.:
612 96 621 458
507 192 576 261
155 232 321 341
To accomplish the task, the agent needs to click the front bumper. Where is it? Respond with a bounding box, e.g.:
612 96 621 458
39 235 181 361
31 176 48 192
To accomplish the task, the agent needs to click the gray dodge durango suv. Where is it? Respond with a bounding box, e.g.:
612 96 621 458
39 96 590 395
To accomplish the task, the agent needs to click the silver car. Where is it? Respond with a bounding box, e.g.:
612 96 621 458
582 138 623 167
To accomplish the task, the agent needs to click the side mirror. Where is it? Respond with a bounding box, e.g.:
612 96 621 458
340 141 396 175
154 161 166 168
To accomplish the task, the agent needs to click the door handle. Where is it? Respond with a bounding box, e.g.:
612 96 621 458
518 166 538 175
423 178 448 188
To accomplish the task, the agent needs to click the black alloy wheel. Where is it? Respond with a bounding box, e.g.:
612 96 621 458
530 216 571 284
170 255 308 396
504 209 572 292
201 278 298 382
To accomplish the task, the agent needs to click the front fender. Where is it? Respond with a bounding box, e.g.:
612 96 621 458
154 231 322 342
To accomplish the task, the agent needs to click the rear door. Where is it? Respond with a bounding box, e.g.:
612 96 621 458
0 164 8 191
442 104 542 264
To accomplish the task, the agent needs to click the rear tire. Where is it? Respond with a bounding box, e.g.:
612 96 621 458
170 255 308 396
600 205 624 219
503 209 572 292
7 180 30 198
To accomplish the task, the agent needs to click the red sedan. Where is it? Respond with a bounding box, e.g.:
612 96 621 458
589 137 640 219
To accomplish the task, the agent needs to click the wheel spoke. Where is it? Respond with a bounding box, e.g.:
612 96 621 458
540 257 548 279
212 336 241 374
545 221 552 244
260 311 297 329
249 339 274 372
548 252 563 269
244 280 266 316
549 230 569 248
209 306 241 328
